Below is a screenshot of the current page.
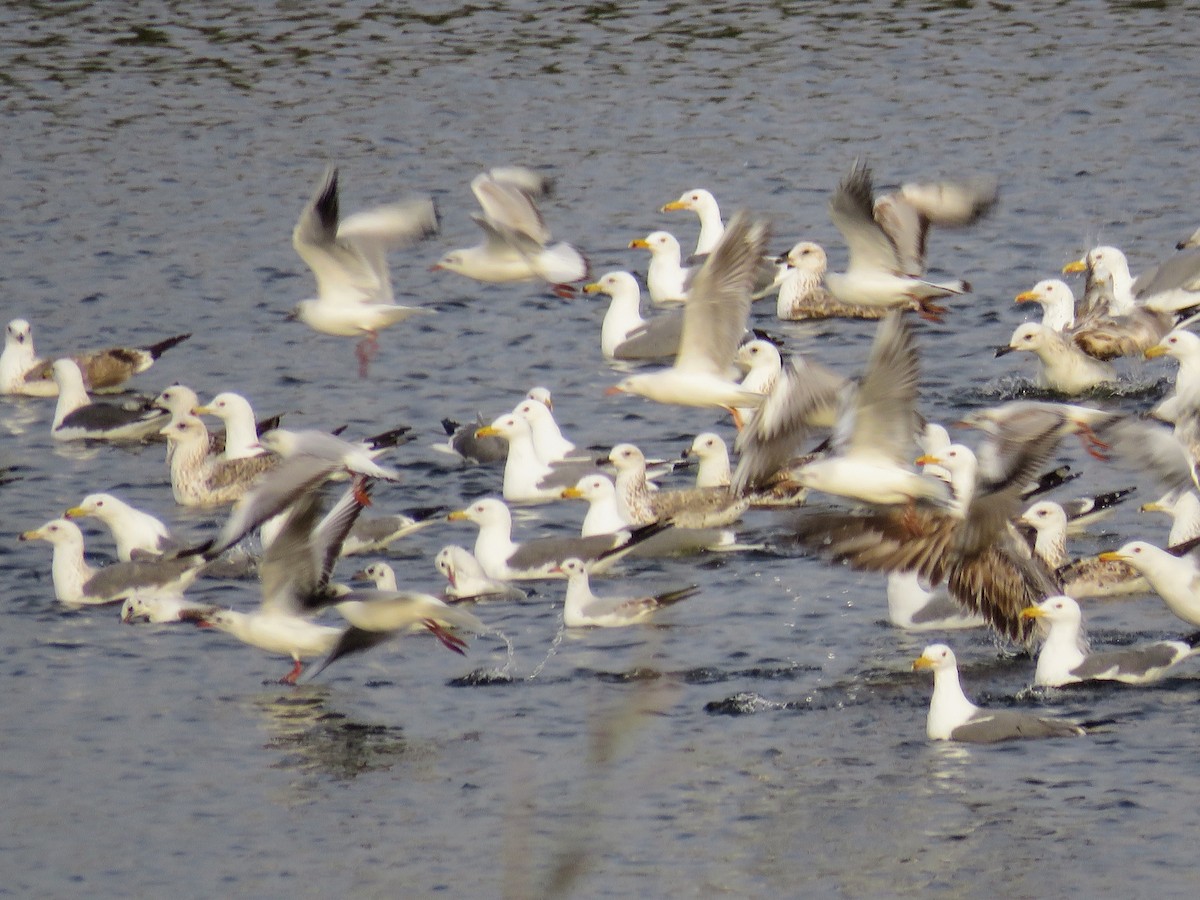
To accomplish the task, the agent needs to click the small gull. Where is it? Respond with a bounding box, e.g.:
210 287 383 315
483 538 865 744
1 318 190 397
289 166 438 377
609 213 768 426
435 544 528 602
734 339 783 425
628 231 690 305
446 497 665 581
352 562 398 591
824 163 986 318
555 558 698 627
339 507 443 556
50 359 166 442
121 595 218 625
432 167 587 295
19 519 204 607
584 271 681 361
1022 595 1200 687
912 644 1085 743
64 493 178 561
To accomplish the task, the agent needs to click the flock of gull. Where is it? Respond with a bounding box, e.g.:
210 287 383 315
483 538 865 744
9 160 1200 744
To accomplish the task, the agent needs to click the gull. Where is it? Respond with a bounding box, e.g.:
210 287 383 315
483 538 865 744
435 545 528 602
583 270 681 361
885 572 986 631
50 359 166 442
555 558 698 627
561 473 627 537
446 497 665 581
1019 499 1145 599
19 519 204 607
683 432 731 489
1021 595 1200 687
661 188 725 256
793 411 1072 643
289 166 438 377
198 480 371 683
161 415 279 507
475 413 592 504
912 644 1085 743
609 212 768 426
1099 539 1200 626
774 242 918 321
257 424 412 503
1142 490 1200 546
1146 328 1200 421
824 163 990 317
431 168 587 295
513 394 576 464
1015 279 1079 331
628 231 690 305
793 313 950 507
121 595 217 625
1065 244 1200 315
353 561 398 591
339 507 443 556
437 412 508 464
995 322 1117 394
609 442 747 531
735 339 783 426
64 493 177 561
194 392 267 461
1 319 191 397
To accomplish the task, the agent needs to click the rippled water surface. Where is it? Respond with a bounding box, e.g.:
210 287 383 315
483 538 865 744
4 2 1200 896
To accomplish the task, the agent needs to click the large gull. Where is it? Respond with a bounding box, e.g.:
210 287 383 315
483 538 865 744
683 432 732 489
661 188 725 256
50 359 166 442
628 231 690 306
162 415 279 507
1099 538 1200 626
912 644 1085 743
584 270 681 361
19 518 204 607
995 322 1117 394
1065 244 1200 316
1021 595 1200 687
1 318 189 397
555 557 699 627
289 166 438 377
64 493 178 561
194 392 268 461
431 167 587 295
609 212 768 426
773 242 910 321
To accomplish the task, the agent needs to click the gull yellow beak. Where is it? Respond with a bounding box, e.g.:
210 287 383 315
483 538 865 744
1062 259 1087 274
660 200 688 212
914 454 941 466
193 405 213 415
582 282 603 294
446 510 470 522
63 506 88 519
1014 290 1040 304
19 528 43 541
1098 551 1127 562
629 238 650 249
1145 344 1168 359
561 486 583 499
912 655 934 671
1019 605 1045 620
474 426 499 439
1140 501 1165 513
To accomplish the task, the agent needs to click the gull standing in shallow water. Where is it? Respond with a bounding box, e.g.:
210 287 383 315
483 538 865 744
912 644 1085 743
289 167 438 377
609 212 768 428
1021 595 1200 687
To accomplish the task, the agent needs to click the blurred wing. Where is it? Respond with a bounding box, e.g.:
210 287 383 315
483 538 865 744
828 162 902 275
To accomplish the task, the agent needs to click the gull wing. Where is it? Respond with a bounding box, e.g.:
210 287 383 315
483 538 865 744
841 313 919 465
675 212 767 375
471 172 551 244
829 162 903 276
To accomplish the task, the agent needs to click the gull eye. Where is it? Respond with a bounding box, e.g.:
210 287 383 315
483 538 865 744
96 501 104 508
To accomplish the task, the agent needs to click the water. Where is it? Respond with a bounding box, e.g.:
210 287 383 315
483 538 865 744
3 1 1200 896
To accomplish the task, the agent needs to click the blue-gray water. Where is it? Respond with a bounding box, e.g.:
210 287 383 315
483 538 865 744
3 2 1200 896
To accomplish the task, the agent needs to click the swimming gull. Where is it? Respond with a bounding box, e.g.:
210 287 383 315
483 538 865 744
774 242 920 321
885 572 986 631
1099 538 1200 626
339 507 443 556
661 188 725 256
513 394 576 464
121 595 218 625
628 231 690 306
435 544 528 602
555 557 698 627
161 415 279 507
1 319 190 397
609 442 747 531
683 432 732 489
912 644 1085 742
289 166 438 377
194 392 268 461
584 270 681 361
50 359 166 442
561 473 628 537
475 412 593 504
64 493 178 561
995 322 1117 394
437 412 509 464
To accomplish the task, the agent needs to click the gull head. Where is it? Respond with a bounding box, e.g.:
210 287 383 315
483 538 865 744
782 241 827 275
562 474 615 502
584 271 639 299
735 339 781 373
912 643 956 673
258 428 299 456
475 414 522 441
64 493 119 522
525 386 553 410
430 250 466 274
1015 279 1072 307
685 432 727 461
661 188 717 215
19 518 82 547
552 557 589 580
1020 594 1082 628
1019 500 1068 534
628 231 679 257
1146 329 1200 361
154 383 200 415
1098 540 1157 569
195 392 253 421
998 322 1050 357
447 498 510 528
5 319 31 348
608 443 646 473
160 415 206 443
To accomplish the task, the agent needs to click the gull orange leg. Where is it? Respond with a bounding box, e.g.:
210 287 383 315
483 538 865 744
280 658 303 685
352 474 373 508
355 332 379 379
1075 423 1110 461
